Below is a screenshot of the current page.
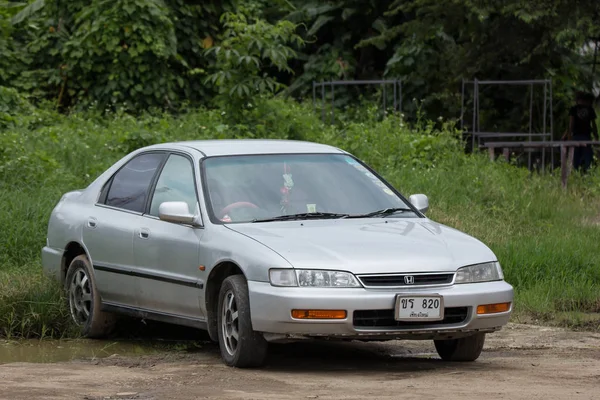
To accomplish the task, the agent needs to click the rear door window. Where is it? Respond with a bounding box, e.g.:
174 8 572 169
104 153 166 213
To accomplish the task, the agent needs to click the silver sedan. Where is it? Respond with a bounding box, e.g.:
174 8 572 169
42 140 513 367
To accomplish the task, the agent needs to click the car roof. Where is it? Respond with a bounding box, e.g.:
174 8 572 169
147 139 346 157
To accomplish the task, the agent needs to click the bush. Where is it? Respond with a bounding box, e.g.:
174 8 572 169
0 86 35 128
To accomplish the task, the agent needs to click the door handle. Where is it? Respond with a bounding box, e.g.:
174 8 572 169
87 218 97 228
139 228 150 239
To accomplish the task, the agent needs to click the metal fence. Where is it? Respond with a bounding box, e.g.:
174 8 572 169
311 78 556 171
461 79 554 170
312 80 403 124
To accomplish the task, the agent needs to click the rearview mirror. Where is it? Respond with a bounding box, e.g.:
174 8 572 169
158 201 199 225
409 194 429 214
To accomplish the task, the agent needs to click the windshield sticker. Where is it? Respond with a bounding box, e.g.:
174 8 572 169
346 158 397 197
306 203 317 213
345 157 368 172
346 156 397 197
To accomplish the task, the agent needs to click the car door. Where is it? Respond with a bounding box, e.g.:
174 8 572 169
83 152 167 307
134 152 205 319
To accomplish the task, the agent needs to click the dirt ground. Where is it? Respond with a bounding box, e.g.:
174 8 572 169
1 323 600 400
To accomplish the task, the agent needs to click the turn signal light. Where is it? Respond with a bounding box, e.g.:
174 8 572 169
291 310 347 319
477 302 511 315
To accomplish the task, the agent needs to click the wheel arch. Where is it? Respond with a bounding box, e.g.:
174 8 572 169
61 241 92 285
205 260 246 341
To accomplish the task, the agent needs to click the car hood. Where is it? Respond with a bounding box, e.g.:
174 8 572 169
227 218 496 274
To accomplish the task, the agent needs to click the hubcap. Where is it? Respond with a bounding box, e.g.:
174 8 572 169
221 290 239 356
68 267 92 325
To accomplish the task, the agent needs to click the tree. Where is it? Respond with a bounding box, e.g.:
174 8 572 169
203 11 303 111
0 1 28 87
283 0 400 108
7 0 231 111
2 0 600 128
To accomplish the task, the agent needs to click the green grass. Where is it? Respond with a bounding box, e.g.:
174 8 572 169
1 98 599 337
0 267 76 339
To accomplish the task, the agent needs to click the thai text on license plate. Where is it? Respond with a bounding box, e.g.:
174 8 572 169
395 295 444 321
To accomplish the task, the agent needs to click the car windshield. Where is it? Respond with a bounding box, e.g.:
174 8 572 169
202 153 416 223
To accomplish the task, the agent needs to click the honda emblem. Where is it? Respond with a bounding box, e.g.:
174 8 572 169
404 275 415 285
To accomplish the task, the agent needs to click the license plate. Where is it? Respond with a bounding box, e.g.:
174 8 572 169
395 295 444 321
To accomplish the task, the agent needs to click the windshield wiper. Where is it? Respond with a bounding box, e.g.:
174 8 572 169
252 212 349 223
345 207 413 219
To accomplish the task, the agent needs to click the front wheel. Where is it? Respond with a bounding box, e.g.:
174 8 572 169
434 333 486 362
217 275 268 368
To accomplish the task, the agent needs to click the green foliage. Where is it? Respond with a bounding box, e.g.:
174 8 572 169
359 0 600 125
285 0 396 105
63 0 179 111
0 269 74 339
281 0 600 128
204 12 303 110
9 0 44 25
0 2 26 86
2 0 600 123
6 0 230 111
0 86 33 127
166 0 235 106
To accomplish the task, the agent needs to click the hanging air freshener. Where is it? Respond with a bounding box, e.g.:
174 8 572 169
283 173 294 189
280 162 293 213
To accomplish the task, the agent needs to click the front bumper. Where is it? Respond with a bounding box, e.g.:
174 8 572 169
248 280 513 340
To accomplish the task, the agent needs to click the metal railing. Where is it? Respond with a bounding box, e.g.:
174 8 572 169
461 79 554 171
484 140 600 188
313 80 403 124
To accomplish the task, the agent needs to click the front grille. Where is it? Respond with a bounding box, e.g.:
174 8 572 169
353 307 469 329
358 273 453 287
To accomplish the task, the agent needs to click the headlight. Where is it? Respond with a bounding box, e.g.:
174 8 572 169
297 270 361 287
269 269 361 288
455 262 504 284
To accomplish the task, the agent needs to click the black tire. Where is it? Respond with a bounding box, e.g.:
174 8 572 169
434 333 486 362
217 275 268 368
65 255 116 338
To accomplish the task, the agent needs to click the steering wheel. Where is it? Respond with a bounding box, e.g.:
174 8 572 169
220 202 259 218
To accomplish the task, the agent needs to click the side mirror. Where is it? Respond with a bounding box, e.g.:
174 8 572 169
158 201 199 225
409 194 429 214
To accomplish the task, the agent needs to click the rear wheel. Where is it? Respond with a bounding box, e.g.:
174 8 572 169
217 275 268 368
65 255 116 338
434 333 486 362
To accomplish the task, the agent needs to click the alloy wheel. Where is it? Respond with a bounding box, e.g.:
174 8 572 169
221 290 240 356
68 267 92 325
